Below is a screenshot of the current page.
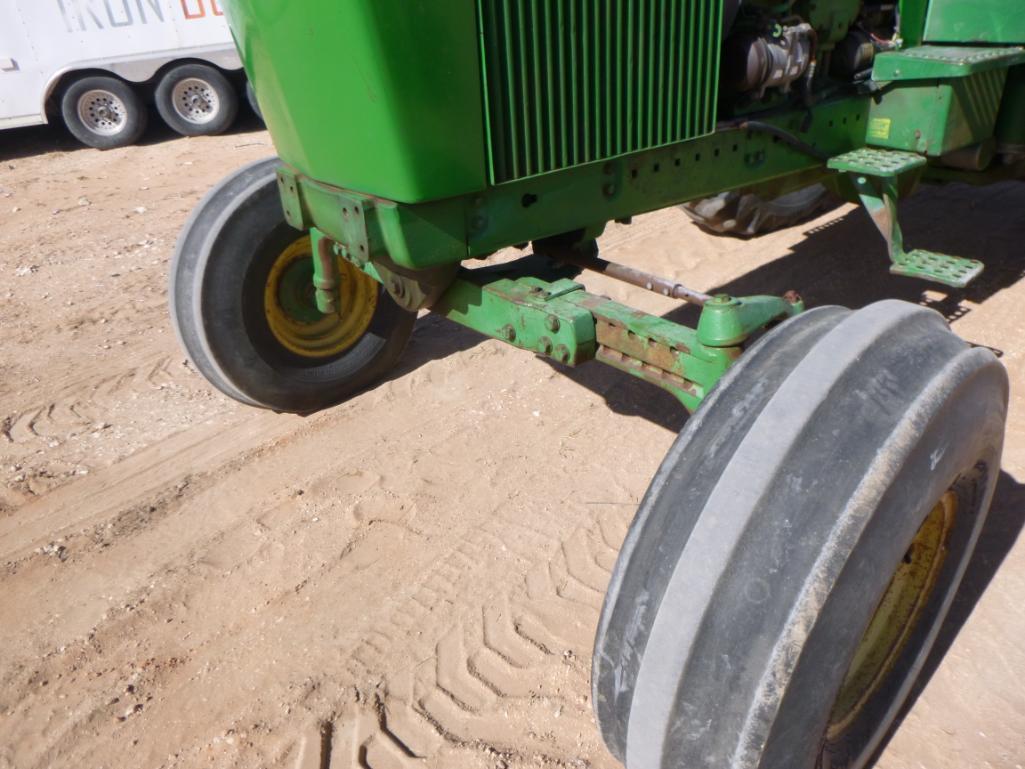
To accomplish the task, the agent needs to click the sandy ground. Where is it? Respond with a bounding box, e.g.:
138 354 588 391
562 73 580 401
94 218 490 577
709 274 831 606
0 119 1023 769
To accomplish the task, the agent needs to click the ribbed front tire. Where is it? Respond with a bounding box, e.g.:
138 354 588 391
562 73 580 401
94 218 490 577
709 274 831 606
593 300 1007 769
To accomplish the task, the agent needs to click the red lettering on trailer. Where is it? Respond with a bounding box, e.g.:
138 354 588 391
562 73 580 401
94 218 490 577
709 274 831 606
180 0 203 18
180 0 224 19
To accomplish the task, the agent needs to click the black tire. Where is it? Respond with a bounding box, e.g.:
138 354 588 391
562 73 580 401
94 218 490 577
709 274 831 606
593 300 1007 769
682 184 837 237
169 159 416 413
245 80 264 123
169 157 280 408
60 75 147 150
155 63 239 137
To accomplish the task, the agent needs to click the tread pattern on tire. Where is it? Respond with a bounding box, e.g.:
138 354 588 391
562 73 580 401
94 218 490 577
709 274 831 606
592 305 850 760
595 300 1007 769
155 63 239 137
169 157 281 408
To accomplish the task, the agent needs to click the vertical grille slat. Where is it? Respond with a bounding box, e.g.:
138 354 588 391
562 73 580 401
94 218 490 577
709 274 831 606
479 0 721 184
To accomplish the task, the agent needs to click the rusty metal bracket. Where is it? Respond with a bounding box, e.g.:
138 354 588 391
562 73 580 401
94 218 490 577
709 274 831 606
276 167 306 230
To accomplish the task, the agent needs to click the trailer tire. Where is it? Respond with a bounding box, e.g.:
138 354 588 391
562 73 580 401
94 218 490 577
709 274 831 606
60 75 148 150
245 81 264 123
681 184 836 237
170 159 415 413
155 63 239 137
593 301 1007 769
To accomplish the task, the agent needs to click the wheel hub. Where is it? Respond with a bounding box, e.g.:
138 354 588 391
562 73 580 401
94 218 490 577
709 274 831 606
825 490 958 741
77 90 128 135
263 236 378 358
171 78 220 124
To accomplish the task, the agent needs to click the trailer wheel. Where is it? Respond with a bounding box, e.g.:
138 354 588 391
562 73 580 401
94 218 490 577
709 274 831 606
169 159 415 412
60 75 147 150
245 81 264 123
593 300 1007 769
155 63 239 137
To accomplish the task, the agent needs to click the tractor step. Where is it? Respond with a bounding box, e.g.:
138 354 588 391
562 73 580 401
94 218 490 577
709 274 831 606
873 45 1025 81
891 249 984 288
829 148 984 288
827 148 927 178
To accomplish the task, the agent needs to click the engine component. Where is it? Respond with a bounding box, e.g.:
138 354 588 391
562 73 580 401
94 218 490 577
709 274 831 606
831 28 877 78
724 23 815 98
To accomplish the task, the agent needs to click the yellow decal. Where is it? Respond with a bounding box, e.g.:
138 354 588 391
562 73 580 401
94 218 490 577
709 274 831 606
868 117 892 141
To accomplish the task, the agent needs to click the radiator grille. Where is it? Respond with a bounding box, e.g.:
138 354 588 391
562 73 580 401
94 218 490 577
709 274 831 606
478 0 723 184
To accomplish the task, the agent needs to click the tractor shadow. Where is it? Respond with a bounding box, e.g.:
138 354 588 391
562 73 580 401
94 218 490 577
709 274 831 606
684 180 1025 324
393 181 1025 434
389 184 1025 765
552 181 1025 433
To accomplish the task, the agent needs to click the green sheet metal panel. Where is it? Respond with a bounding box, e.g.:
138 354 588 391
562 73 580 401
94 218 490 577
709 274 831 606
222 0 487 204
924 0 1025 45
996 65 1025 149
873 46 1025 81
478 0 722 184
867 69 1008 155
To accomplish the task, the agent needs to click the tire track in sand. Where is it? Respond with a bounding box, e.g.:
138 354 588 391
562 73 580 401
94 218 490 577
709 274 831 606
283 509 632 768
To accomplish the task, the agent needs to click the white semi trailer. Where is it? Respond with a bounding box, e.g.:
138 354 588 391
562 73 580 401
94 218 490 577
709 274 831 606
0 0 255 149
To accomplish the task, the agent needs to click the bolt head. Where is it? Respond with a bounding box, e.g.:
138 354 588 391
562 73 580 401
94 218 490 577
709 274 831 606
539 336 553 355
501 324 516 342
545 315 561 333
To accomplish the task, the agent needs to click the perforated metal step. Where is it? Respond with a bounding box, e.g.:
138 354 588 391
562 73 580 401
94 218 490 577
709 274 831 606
827 148 927 178
891 249 984 288
874 45 1025 81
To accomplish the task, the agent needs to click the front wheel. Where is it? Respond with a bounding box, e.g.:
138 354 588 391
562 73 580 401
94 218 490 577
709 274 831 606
593 300 1007 769
245 80 264 123
169 158 415 412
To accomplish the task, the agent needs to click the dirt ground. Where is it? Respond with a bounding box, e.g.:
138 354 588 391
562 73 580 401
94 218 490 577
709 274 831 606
1 120 1023 769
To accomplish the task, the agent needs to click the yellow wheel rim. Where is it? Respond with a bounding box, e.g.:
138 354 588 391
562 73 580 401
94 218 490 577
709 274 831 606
826 490 958 739
263 235 378 358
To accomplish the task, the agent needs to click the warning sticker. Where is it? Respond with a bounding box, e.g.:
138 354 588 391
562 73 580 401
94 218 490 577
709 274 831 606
868 117 892 141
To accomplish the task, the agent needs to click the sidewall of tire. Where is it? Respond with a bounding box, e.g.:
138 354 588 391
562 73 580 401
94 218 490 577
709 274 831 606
760 356 1005 769
245 80 264 123
606 303 1008 769
190 174 414 412
60 76 148 150
591 305 851 761
170 157 282 407
155 64 239 137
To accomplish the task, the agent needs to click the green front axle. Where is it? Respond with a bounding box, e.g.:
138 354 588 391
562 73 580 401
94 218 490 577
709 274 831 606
310 230 802 412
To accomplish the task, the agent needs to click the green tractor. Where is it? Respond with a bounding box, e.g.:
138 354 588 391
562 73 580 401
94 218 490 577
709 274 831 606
170 2 1018 767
